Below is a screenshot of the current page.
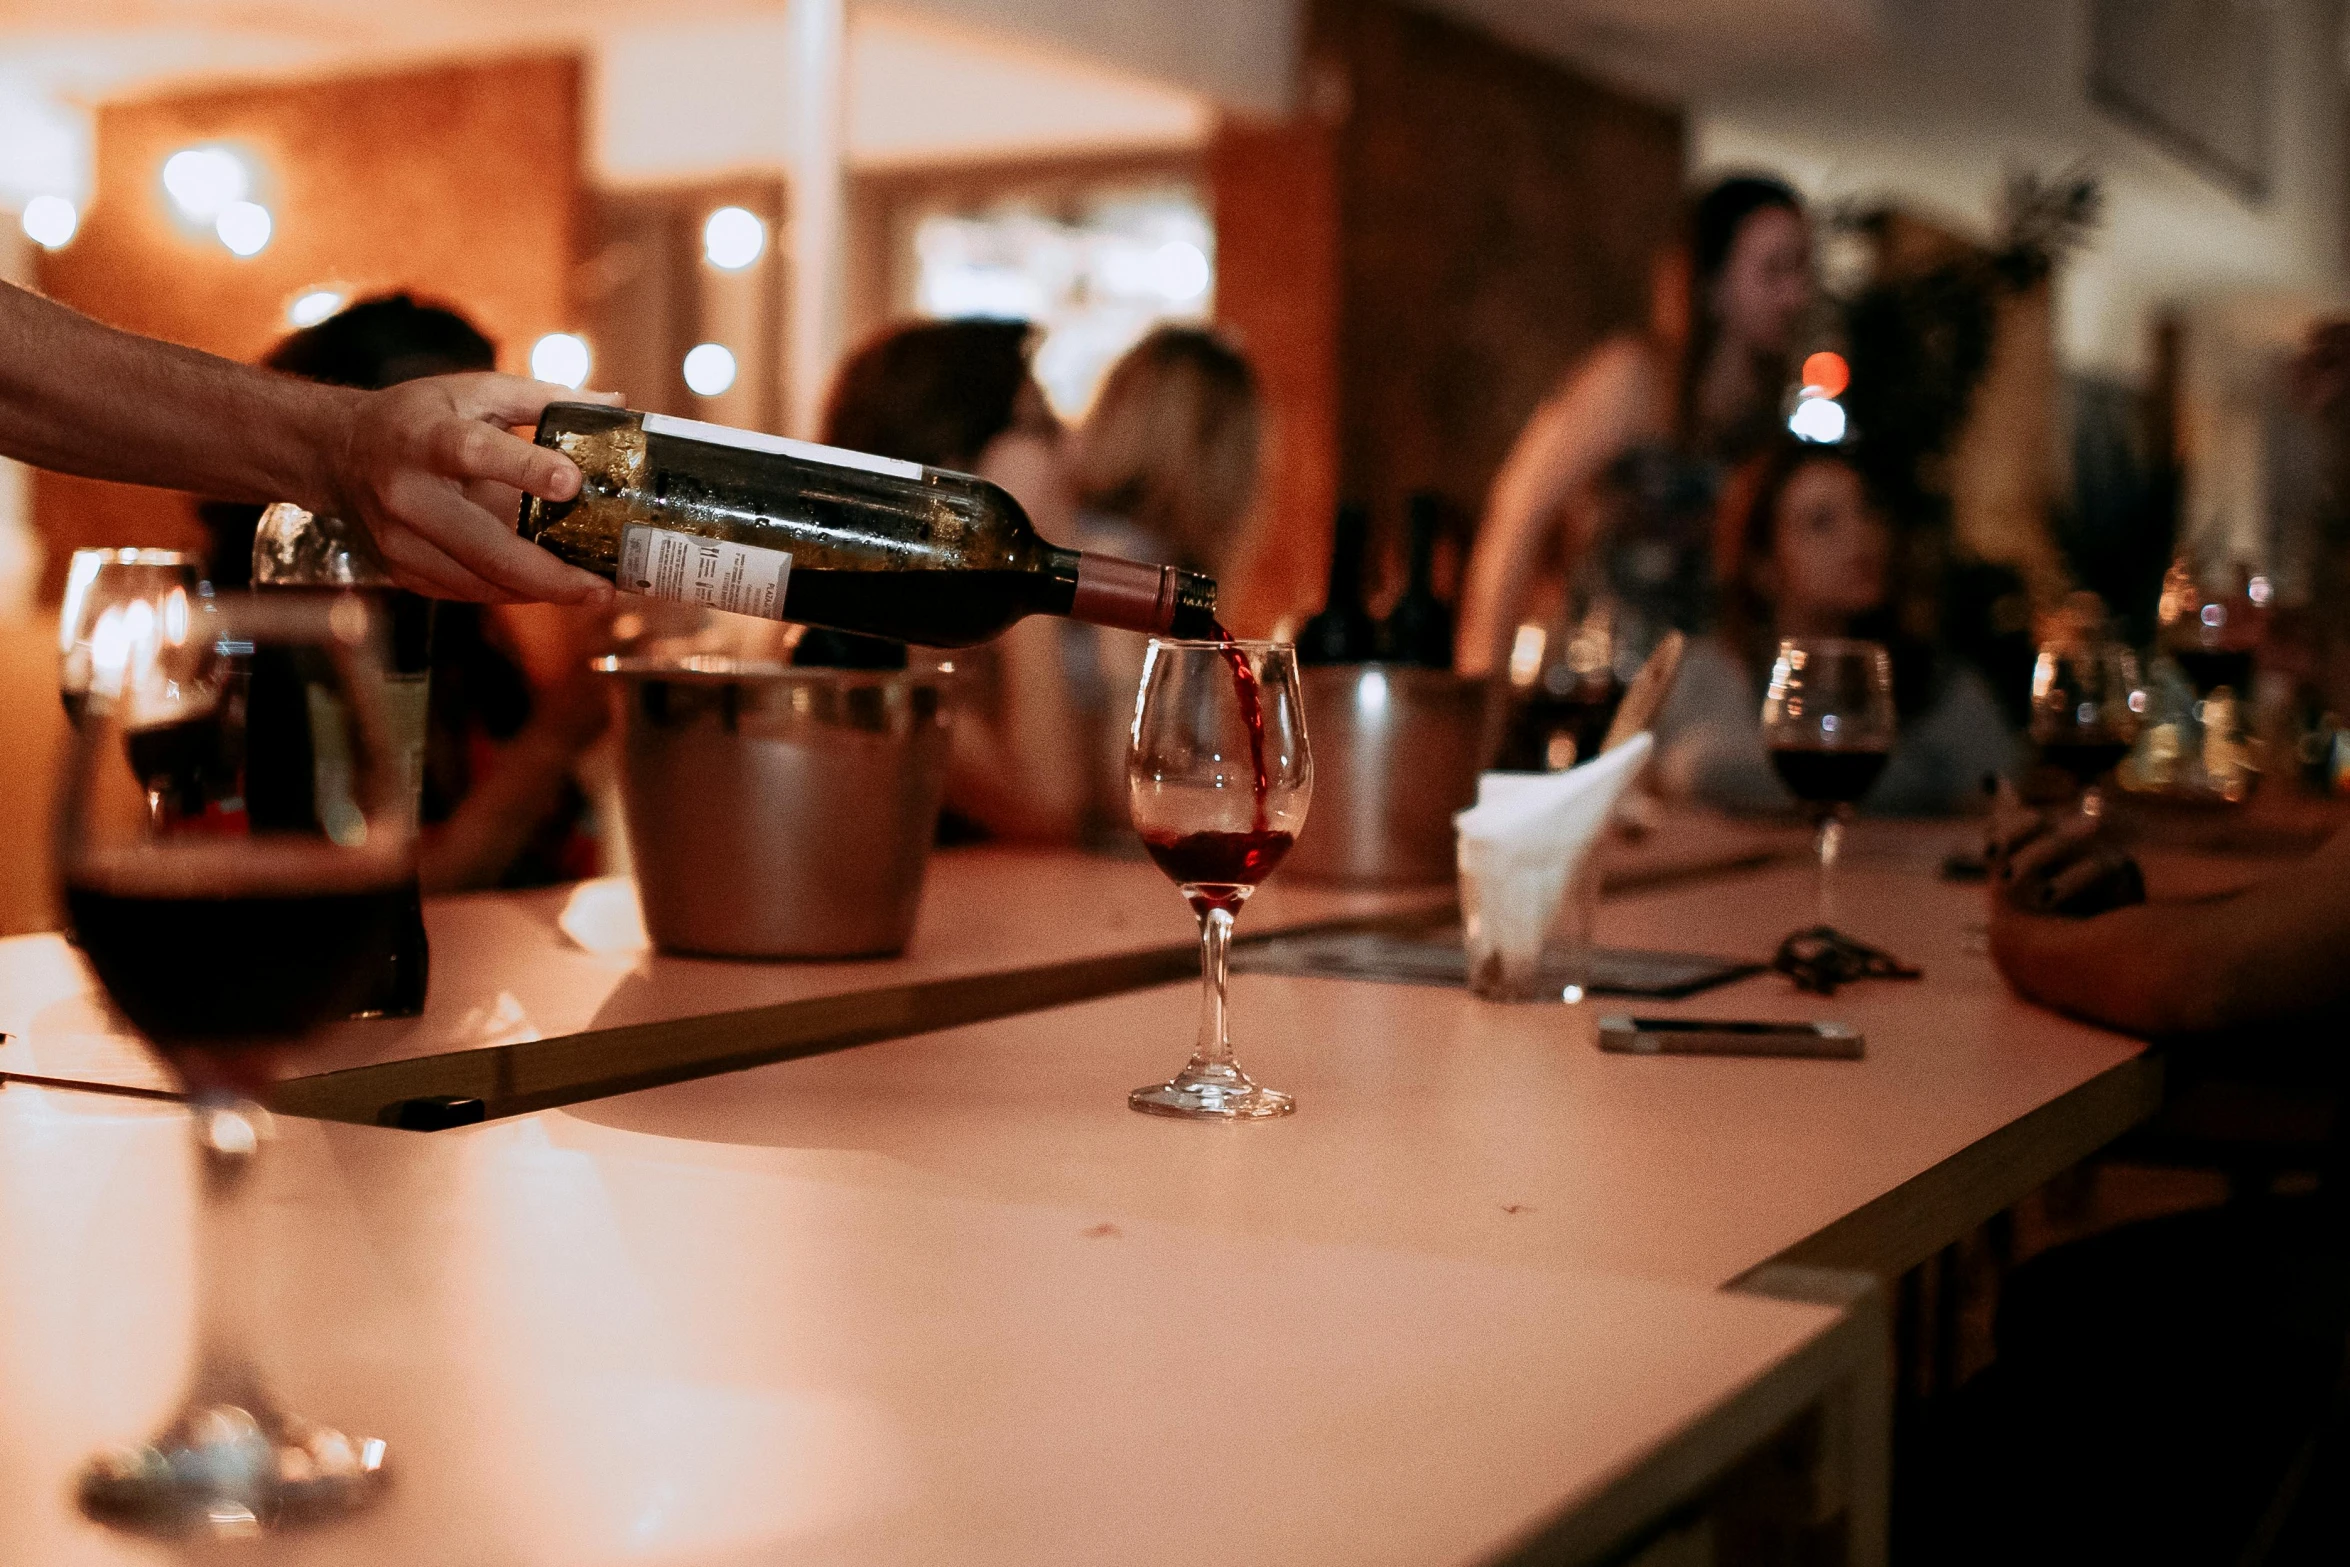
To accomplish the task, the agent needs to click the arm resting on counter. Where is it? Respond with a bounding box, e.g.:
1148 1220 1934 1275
1990 824 2350 1037
0 282 608 603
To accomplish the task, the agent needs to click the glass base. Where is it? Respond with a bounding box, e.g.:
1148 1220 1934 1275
80 1394 387 1540
1129 1059 1293 1120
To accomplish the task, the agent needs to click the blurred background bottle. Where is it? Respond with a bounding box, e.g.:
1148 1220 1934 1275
1298 502 1379 665
1379 492 1454 668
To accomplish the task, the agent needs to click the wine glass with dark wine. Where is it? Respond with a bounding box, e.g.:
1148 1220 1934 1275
1128 638 1311 1119
56 592 413 1540
58 547 204 727
1762 637 1895 928
2031 636 2142 818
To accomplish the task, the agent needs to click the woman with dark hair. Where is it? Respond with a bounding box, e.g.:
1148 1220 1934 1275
817 318 1084 842
1651 439 2017 815
203 293 613 890
1458 174 1814 677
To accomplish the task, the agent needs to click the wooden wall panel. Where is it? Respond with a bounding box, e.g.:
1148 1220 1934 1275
1210 0 1683 632
1209 117 1342 637
31 55 581 600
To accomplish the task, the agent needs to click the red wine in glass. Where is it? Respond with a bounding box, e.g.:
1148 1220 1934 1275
2040 737 2134 790
1140 827 1295 914
1128 638 1309 1121
66 883 406 1081
1769 745 1891 807
1209 620 1272 830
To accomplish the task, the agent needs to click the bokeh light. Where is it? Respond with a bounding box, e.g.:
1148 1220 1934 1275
287 288 346 327
682 343 738 396
21 195 76 250
1789 395 1847 444
531 333 592 389
162 146 249 221
215 201 272 257
703 206 766 271
1800 350 1850 398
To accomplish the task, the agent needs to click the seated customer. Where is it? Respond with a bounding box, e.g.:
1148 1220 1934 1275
1651 440 2018 814
818 318 1085 843
1926 812 2350 1566
199 294 611 890
1063 326 1264 845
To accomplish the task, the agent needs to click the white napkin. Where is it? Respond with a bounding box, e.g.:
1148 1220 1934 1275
1455 735 1653 984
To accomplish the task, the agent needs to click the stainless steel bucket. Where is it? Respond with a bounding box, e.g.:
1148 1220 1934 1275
1283 664 1498 888
598 657 950 958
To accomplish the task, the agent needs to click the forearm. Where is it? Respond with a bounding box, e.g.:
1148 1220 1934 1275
0 283 356 510
1990 900 2246 1038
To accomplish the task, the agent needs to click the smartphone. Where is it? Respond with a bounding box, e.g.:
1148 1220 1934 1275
1597 1014 1863 1059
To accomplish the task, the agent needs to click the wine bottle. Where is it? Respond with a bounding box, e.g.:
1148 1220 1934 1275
1380 491 1453 668
1297 502 1378 664
251 503 432 1019
518 405 1217 645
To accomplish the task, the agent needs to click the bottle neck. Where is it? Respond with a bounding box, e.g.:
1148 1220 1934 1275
1065 549 1217 637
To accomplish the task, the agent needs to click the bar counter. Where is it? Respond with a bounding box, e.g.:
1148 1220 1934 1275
0 812 1787 1122
1 818 2172 1562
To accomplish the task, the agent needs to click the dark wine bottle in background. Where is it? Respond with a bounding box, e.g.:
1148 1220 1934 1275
1380 491 1453 668
1297 503 1379 665
520 404 1217 644
252 504 432 1019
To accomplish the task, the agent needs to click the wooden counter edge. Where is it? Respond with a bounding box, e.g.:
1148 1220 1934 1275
1737 1050 2167 1284
263 902 1458 1129
1489 1268 1889 1567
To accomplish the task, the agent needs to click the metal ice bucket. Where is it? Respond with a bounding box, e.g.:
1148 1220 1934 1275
598 657 950 958
1283 664 1499 888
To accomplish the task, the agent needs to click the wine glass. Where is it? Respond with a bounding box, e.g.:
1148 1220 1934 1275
59 547 204 727
57 592 411 1539
1762 637 1895 929
2031 637 2142 818
1128 639 1311 1119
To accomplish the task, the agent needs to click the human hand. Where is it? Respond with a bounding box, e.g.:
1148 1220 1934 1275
330 374 619 604
1987 787 2145 918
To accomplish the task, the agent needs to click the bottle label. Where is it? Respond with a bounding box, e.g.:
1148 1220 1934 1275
620 525 792 620
640 412 923 483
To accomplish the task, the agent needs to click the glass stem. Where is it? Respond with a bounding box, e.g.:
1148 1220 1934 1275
1192 904 1236 1070
187 1093 271 1410
1814 808 1845 930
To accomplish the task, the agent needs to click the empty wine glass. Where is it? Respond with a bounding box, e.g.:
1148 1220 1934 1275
1128 639 1311 1119
57 593 411 1539
2031 637 2142 818
1762 637 1895 928
59 547 204 727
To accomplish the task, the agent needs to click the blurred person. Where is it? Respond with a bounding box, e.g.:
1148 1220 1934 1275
1457 175 1814 677
1651 440 2017 815
818 318 1085 843
1912 805 2350 1566
203 294 613 890
0 281 608 604
1064 326 1264 846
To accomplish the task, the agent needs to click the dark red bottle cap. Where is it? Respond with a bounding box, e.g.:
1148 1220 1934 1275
1073 553 1216 635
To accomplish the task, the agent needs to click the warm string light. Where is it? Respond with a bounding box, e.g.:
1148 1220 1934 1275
160 144 274 257
531 333 592 390
703 206 766 271
683 343 738 396
21 195 77 250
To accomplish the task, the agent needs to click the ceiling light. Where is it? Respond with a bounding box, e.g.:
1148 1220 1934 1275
21 195 76 250
215 201 271 257
703 206 766 271
682 343 737 396
531 333 591 390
